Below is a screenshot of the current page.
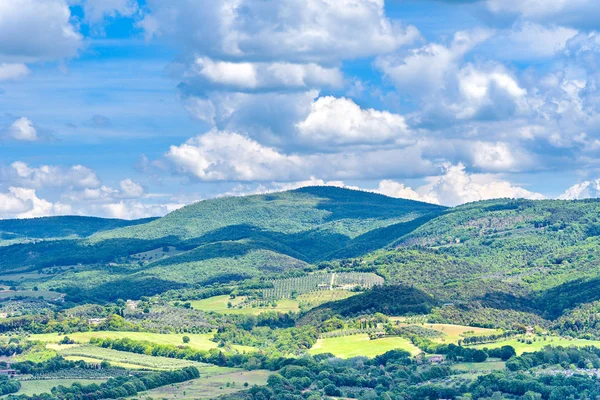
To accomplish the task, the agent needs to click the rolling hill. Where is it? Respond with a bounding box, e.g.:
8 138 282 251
0 187 445 301
2 187 600 323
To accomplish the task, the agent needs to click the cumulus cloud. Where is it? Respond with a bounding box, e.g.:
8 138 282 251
140 0 419 62
5 162 101 189
0 63 29 81
183 90 319 146
296 96 411 147
7 117 37 141
0 187 71 219
166 130 436 182
559 179 600 200
0 0 82 63
119 179 144 198
376 28 492 96
166 130 304 181
453 64 528 120
97 201 182 220
376 163 544 206
483 0 600 30
488 22 577 60
75 0 139 24
184 58 343 92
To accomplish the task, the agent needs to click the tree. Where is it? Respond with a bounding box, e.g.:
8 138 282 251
182 336 190 344
324 384 342 397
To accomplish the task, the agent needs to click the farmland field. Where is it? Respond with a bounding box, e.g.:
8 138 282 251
130 369 271 400
309 334 421 358
14 379 107 396
471 336 600 355
451 360 506 373
30 331 254 353
56 345 228 373
191 290 357 315
190 295 299 315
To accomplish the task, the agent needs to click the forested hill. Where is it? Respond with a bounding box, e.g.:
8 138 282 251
91 186 445 242
0 216 157 240
0 187 446 301
4 188 600 316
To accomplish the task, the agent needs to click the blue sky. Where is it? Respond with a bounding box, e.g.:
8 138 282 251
2 0 600 218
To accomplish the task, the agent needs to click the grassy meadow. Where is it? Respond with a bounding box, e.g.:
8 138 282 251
30 331 255 353
309 334 420 358
130 369 271 400
471 336 600 355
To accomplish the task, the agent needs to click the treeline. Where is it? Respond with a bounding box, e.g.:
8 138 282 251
506 345 600 371
11 357 94 376
299 285 435 326
213 325 318 356
89 337 294 370
221 345 600 400
7 367 199 400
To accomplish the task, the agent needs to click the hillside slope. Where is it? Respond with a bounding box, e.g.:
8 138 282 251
0 216 157 241
0 187 445 301
355 198 600 321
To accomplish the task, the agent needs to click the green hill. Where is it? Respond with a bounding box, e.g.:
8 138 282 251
0 216 157 241
355 198 600 323
0 187 444 301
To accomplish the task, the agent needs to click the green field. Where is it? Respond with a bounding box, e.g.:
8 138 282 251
30 331 255 353
309 334 421 358
472 336 600 355
14 379 107 396
56 345 228 373
451 360 506 373
0 289 62 300
190 295 300 315
130 370 271 400
191 291 357 315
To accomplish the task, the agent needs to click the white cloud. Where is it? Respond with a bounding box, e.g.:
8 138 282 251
376 163 544 206
296 96 411 146
166 130 436 182
0 187 71 219
76 0 138 24
469 142 525 172
183 90 319 146
453 64 528 120
95 201 182 220
484 0 600 30
119 178 144 198
186 58 343 91
489 22 578 60
376 28 492 96
0 63 29 81
166 130 304 181
0 0 82 63
141 0 419 62
559 179 600 199
6 162 101 189
7 117 37 141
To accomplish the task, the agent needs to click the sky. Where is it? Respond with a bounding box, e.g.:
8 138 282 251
3 0 600 219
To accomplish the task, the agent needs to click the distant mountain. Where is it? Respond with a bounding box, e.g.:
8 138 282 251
0 187 445 301
0 216 157 241
92 186 445 242
360 197 600 321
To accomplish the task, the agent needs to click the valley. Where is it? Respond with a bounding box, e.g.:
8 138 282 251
0 187 600 399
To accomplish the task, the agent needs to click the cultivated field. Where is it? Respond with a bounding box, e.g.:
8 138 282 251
191 290 357 315
30 331 255 353
309 334 421 358
57 345 222 372
130 369 271 400
471 336 600 355
14 379 107 396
